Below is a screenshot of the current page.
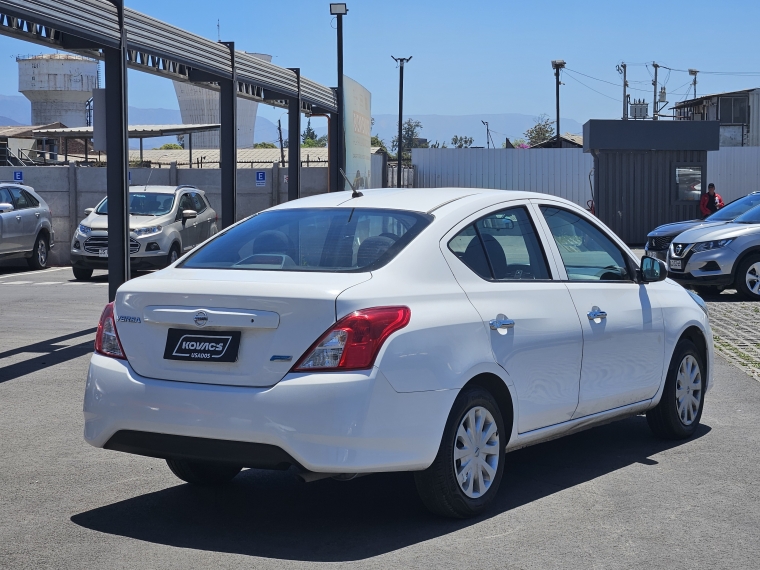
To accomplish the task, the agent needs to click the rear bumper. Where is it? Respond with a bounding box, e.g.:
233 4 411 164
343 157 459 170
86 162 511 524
83 353 457 473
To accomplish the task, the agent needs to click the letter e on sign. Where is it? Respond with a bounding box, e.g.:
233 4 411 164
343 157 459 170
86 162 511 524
256 171 266 187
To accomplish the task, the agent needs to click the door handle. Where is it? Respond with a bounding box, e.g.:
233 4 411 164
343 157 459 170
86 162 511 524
35 212 40 217
15 215 21 220
587 307 607 320
489 315 515 330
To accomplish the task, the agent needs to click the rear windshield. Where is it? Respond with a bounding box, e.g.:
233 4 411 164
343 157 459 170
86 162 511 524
96 192 175 216
180 208 432 272
707 193 760 221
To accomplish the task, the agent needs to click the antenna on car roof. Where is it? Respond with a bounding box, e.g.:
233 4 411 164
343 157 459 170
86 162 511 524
339 168 363 198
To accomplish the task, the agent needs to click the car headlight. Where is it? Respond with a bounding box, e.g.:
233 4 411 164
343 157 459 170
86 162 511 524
132 225 162 237
78 224 91 235
687 290 709 320
692 239 733 253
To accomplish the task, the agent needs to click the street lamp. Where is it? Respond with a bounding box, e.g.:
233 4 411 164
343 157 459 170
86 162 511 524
551 60 565 145
391 55 412 188
331 3 348 190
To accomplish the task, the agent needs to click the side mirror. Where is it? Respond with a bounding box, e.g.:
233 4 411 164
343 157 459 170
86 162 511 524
84 208 94 216
0 202 14 213
182 209 197 222
640 256 668 283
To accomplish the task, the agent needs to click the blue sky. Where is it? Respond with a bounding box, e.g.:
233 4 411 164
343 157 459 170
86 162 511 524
1 0 760 133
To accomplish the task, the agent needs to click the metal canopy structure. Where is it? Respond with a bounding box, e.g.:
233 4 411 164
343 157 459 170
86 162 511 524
0 0 341 301
33 124 221 138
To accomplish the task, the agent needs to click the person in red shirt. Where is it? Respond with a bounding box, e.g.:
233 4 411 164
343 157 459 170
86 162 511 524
700 183 724 218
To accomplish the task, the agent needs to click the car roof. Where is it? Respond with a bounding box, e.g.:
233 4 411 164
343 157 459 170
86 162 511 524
269 187 565 214
128 185 200 194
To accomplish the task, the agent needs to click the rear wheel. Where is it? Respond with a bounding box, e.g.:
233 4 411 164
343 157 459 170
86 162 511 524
27 234 48 270
72 267 93 281
735 254 760 300
414 386 506 518
647 339 705 439
166 459 242 485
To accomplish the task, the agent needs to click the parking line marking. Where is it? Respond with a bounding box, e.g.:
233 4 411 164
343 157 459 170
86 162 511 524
33 282 63 285
0 267 68 279
0 280 32 285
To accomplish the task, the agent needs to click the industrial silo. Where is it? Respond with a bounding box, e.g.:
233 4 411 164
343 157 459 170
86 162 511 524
18 54 99 127
173 53 271 149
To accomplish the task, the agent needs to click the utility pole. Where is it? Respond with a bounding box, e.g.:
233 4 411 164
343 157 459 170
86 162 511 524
617 63 628 119
551 60 565 142
481 120 491 149
689 69 699 99
652 62 659 120
392 55 412 188
277 119 285 167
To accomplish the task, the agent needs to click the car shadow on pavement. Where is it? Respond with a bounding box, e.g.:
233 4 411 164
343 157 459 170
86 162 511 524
0 328 97 384
70 416 711 562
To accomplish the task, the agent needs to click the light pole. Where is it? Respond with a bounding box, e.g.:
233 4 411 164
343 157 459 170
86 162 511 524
392 55 412 188
330 3 348 190
551 60 565 145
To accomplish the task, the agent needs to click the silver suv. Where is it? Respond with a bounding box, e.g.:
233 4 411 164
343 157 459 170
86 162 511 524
667 203 760 299
0 183 54 270
70 184 217 280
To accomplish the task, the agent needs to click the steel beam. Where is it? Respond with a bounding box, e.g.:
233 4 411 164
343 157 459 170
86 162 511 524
329 108 339 192
104 0 130 302
287 68 301 201
219 41 236 228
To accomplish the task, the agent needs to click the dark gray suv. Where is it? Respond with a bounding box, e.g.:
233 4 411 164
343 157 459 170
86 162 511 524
0 183 54 269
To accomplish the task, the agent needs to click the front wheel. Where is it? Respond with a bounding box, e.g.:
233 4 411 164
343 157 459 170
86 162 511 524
166 459 242 485
166 244 181 266
72 267 93 281
647 339 705 439
735 254 760 300
27 234 48 270
414 386 506 518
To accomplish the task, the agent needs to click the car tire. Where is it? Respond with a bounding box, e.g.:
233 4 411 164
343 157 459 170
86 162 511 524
646 339 705 440
27 234 49 270
166 244 181 266
72 267 93 281
166 459 242 485
414 386 506 518
735 254 760 301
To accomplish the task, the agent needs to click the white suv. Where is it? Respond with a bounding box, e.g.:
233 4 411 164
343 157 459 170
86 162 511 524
0 182 54 270
70 185 217 280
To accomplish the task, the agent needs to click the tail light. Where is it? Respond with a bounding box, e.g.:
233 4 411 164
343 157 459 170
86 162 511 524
94 302 126 359
293 306 410 372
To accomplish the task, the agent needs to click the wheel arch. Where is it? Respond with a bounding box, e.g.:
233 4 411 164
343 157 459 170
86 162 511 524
729 246 760 284
462 372 515 444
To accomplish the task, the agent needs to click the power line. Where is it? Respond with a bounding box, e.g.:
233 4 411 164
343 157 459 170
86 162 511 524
660 64 760 76
562 70 619 101
564 68 651 93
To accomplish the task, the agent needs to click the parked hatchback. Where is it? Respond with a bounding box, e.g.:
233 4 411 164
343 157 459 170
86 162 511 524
84 188 713 518
71 184 217 280
0 182 54 270
646 191 760 261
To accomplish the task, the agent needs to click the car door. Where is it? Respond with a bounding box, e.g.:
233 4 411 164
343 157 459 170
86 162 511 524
0 187 19 253
535 202 665 418
8 187 36 251
176 192 199 251
190 192 211 241
441 202 584 433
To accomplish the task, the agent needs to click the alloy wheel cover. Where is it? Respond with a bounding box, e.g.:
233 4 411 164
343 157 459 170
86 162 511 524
453 406 500 498
745 262 760 295
675 354 702 426
38 240 47 265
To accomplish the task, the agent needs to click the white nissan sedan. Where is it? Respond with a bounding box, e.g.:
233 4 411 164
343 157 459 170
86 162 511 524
84 188 713 518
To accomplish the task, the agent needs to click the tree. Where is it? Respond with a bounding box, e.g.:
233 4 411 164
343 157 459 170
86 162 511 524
524 114 555 146
253 142 277 149
301 118 318 144
429 140 448 148
302 135 328 148
450 135 474 148
503 137 529 149
156 142 183 150
391 119 427 162
371 135 387 152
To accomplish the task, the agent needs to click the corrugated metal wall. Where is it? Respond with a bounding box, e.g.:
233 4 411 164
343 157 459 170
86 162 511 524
595 150 705 245
412 148 595 206
707 147 760 201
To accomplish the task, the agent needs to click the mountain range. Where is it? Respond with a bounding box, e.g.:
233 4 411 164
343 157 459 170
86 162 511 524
0 93 583 150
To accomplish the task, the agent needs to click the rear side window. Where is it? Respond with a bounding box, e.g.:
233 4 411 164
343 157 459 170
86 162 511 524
191 193 207 213
448 206 550 280
10 188 30 209
22 191 39 207
181 208 432 272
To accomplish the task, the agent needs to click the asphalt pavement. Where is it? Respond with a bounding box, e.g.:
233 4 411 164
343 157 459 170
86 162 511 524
1 265 759 570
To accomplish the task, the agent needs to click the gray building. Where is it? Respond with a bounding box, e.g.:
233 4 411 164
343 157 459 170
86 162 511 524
673 88 760 147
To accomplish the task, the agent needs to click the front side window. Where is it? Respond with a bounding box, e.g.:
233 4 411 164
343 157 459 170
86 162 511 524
181 208 431 272
448 206 550 281
96 193 175 216
0 188 12 204
540 206 631 281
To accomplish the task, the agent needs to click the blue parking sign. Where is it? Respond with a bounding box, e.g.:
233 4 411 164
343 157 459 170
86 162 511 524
13 171 22 182
256 171 266 187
